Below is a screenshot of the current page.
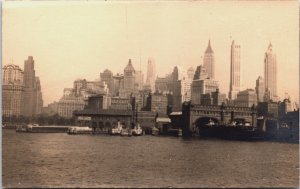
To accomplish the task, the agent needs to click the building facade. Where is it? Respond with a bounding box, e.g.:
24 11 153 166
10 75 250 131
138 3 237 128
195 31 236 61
151 92 168 114
57 95 85 118
110 97 131 110
2 64 25 117
191 78 219 104
235 89 258 107
229 40 241 100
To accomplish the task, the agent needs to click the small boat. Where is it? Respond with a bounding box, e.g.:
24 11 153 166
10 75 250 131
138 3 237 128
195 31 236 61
152 127 159 136
16 126 27 132
178 129 183 137
110 122 123 135
120 128 132 136
205 119 215 127
132 123 143 136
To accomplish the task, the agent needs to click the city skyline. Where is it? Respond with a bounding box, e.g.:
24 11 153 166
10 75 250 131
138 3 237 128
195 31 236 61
3 1 299 106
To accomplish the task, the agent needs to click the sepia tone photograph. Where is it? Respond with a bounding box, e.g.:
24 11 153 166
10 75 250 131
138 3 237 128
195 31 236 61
2 0 299 188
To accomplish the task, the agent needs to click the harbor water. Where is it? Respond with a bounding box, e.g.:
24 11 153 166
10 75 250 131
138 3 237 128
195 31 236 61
3 129 299 188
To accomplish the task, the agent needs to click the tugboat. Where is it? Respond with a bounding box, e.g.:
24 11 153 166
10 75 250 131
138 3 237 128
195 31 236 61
132 123 143 136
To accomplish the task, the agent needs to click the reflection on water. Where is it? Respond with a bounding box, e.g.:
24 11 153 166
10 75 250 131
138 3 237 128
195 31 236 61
3 130 299 188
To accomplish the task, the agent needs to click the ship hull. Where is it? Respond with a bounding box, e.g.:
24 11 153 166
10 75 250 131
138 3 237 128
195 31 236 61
198 126 299 142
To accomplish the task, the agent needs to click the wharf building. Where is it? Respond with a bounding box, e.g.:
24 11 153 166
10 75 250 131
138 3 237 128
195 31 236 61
228 40 241 100
2 56 43 118
73 94 158 133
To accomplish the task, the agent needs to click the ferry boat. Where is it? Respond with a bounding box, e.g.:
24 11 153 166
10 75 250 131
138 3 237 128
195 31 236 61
132 123 143 136
16 124 38 132
67 127 92 135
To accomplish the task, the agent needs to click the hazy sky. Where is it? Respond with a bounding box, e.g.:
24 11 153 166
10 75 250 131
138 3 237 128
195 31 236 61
3 1 299 106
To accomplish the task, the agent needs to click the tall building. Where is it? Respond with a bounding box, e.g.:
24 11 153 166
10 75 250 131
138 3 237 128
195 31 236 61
57 95 85 118
264 43 278 101
203 40 215 79
23 56 35 89
100 69 114 94
2 64 24 117
23 56 43 117
151 91 168 114
229 40 241 100
193 65 209 80
135 70 144 90
187 67 195 81
172 77 193 111
155 75 172 93
146 58 156 92
255 76 265 102
123 59 136 96
35 77 43 114
191 79 219 104
279 98 293 117
112 74 124 96
73 79 87 97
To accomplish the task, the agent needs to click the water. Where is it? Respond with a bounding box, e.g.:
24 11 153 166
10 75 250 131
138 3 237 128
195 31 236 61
3 129 299 188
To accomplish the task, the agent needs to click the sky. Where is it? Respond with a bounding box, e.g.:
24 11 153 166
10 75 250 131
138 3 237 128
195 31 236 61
3 1 299 106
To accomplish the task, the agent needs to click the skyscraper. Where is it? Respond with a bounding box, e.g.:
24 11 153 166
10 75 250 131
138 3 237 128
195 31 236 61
135 70 144 90
203 40 215 79
229 40 241 100
146 58 156 92
255 76 265 102
187 67 194 81
23 56 43 117
123 59 136 96
100 69 114 94
264 43 277 101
